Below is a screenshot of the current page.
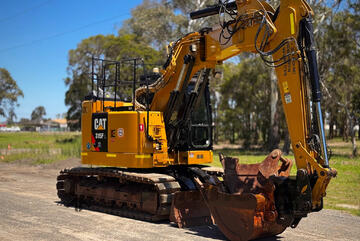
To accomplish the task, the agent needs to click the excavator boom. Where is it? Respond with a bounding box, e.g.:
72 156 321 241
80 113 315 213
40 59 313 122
137 0 335 209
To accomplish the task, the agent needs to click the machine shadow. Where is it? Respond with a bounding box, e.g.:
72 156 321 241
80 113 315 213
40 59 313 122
168 222 283 241
55 200 283 241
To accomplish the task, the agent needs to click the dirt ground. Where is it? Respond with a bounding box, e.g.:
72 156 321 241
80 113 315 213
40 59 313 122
0 159 359 241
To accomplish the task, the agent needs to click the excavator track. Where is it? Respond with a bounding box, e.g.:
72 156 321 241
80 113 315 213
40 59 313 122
56 167 181 222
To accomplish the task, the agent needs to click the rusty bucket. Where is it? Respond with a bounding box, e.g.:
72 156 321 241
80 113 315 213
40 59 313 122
198 150 293 241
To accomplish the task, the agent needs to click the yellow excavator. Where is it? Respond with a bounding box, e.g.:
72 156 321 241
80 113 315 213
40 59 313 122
56 0 337 240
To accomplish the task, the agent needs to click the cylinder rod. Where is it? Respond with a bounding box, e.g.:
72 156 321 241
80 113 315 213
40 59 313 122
301 16 329 167
315 102 329 167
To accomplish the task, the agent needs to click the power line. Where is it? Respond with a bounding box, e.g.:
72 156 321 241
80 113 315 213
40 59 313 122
0 0 54 24
0 13 130 53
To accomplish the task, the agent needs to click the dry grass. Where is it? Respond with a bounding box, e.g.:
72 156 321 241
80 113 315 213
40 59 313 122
0 132 81 164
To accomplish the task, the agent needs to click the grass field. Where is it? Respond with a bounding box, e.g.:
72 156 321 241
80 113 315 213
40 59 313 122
0 132 81 164
0 132 359 216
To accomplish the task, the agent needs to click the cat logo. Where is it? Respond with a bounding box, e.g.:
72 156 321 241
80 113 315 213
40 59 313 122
94 118 107 130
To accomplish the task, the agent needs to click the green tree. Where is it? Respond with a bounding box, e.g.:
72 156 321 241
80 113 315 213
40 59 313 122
316 4 360 156
0 68 23 120
6 109 17 124
219 57 272 147
65 34 109 130
31 106 46 122
124 0 180 48
171 0 218 33
124 0 216 51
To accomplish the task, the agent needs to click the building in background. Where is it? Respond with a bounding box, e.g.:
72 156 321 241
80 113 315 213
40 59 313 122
42 119 68 132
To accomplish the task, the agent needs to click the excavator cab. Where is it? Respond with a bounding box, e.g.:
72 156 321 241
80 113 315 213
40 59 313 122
189 81 213 150
176 74 213 151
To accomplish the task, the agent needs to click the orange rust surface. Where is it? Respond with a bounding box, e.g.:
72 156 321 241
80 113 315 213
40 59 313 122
199 150 292 241
169 190 212 228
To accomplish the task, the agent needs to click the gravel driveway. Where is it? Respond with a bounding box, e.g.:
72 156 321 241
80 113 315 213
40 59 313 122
0 160 359 241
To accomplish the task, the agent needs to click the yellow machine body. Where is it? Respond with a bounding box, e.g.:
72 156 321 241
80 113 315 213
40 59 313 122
81 100 212 168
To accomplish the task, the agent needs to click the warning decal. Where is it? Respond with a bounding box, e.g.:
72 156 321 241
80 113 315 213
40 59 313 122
284 93 292 104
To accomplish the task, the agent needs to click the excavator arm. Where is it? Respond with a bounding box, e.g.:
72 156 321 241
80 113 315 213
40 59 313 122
134 0 336 239
136 0 336 211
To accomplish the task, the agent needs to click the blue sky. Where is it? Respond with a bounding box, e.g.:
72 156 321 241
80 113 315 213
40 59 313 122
0 0 142 121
